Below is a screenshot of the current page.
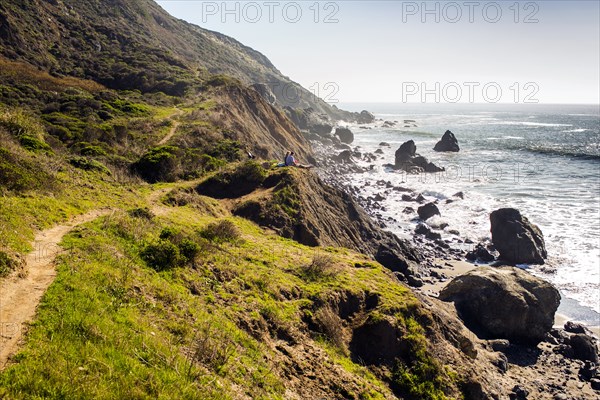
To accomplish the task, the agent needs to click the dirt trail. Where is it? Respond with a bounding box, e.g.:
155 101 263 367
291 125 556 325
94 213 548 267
0 209 111 370
157 109 183 145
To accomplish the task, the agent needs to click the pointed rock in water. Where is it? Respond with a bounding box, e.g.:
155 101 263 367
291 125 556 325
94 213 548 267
434 130 460 152
490 208 547 264
335 127 354 144
439 266 561 344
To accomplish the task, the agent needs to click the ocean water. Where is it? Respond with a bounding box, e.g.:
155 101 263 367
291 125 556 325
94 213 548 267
338 103 600 325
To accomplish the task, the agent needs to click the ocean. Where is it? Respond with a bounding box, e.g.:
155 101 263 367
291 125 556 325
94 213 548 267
337 102 600 326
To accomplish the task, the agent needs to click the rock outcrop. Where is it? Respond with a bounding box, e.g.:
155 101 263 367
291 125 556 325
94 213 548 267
490 208 547 264
394 140 444 173
251 83 276 105
334 127 354 144
439 266 560 343
356 110 375 124
284 107 334 136
434 130 460 152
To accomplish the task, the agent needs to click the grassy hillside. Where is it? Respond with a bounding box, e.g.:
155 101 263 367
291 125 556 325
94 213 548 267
0 168 468 399
0 0 352 120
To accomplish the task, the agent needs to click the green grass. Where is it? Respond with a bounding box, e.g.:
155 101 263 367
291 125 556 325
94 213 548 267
0 196 453 399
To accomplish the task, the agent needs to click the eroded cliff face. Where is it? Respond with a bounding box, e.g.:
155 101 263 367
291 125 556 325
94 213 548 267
208 84 314 163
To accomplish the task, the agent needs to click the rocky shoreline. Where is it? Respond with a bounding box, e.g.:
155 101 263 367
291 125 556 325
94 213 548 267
305 122 600 399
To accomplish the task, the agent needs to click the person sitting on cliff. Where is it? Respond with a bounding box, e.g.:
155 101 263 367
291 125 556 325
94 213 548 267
277 151 291 167
286 151 313 169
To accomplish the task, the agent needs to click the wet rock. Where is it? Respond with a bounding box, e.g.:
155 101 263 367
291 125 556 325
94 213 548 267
439 266 560 344
490 208 547 264
434 130 460 152
415 223 441 240
335 127 354 144
402 207 415 214
374 148 384 154
453 191 465 199
591 378 600 390
466 243 495 262
394 140 444 173
579 360 598 381
417 202 440 221
379 142 390 147
565 321 591 335
334 150 353 164
356 110 375 124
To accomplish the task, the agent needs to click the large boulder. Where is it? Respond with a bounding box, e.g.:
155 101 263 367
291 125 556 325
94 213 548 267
356 110 375 124
439 266 560 344
335 127 354 144
394 140 444 173
417 202 440 221
433 130 460 152
490 208 547 264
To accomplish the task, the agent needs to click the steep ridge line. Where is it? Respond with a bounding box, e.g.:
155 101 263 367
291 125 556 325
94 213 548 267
0 209 112 370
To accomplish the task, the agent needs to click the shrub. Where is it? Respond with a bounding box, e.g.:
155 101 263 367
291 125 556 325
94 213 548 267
178 238 200 263
132 145 181 183
80 145 108 157
314 306 346 352
200 220 240 243
0 251 16 277
0 147 51 191
18 135 52 153
140 239 182 272
190 320 236 372
0 109 51 152
207 139 242 162
128 207 154 220
301 253 337 280
68 157 110 173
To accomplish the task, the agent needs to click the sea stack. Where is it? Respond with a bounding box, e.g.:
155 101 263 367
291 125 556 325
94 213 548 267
433 130 460 152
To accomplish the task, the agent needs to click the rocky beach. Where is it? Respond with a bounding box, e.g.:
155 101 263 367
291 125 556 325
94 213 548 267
299 103 600 399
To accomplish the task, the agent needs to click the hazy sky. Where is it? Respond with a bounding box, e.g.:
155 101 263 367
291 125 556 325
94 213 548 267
156 1 600 104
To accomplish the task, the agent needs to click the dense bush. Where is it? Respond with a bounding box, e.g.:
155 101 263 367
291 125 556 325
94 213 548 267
199 220 240 243
0 147 52 192
140 226 200 271
68 157 110 174
140 239 182 272
300 253 337 280
196 161 267 199
132 146 181 183
0 251 16 277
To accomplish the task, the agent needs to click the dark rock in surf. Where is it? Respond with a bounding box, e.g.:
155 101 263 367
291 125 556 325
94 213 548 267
335 127 354 144
434 130 460 152
490 208 547 264
356 110 375 124
394 140 444 173
417 202 440 221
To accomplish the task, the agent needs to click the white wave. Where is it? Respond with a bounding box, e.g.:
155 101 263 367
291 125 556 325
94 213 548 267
490 121 573 127
561 128 591 133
